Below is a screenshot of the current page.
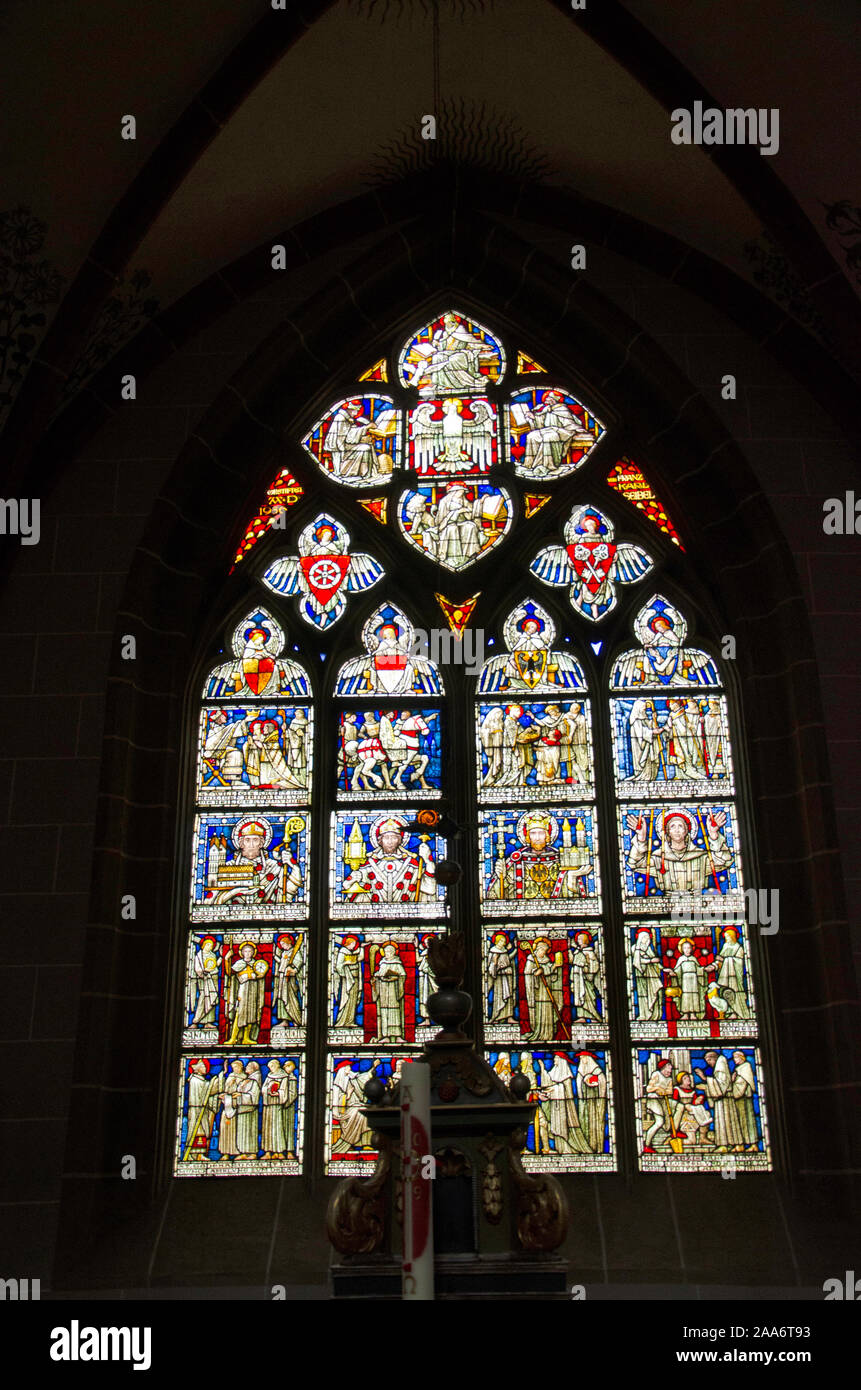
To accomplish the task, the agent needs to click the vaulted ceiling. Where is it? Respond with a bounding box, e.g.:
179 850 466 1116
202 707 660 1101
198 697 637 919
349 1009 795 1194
1 0 858 472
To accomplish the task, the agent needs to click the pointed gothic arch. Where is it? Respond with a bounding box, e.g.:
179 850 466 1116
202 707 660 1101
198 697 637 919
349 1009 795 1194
54 241 853 1285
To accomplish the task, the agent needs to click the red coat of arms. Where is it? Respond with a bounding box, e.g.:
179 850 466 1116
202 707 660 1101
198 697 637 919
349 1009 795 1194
299 554 351 606
566 540 617 595
242 656 275 694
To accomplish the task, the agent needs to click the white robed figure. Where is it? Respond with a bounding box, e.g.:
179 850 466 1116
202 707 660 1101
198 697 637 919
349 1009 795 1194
666 699 705 777
487 933 516 1023
518 390 594 475
626 809 733 896
417 935 435 1023
730 1051 759 1150
325 401 387 480
632 930 663 1022
235 1062 262 1157
570 931 600 1022
702 698 728 778
714 928 750 1019
409 313 489 394
626 699 667 782
667 938 709 1019
273 935 303 1028
372 943 407 1042
524 940 563 1041
695 1052 745 1152
534 1054 592 1155
217 1060 245 1158
577 1053 607 1153
562 702 590 787
189 938 219 1027
332 1064 376 1153
284 709 310 783
333 936 362 1027
435 484 484 567
261 1058 297 1159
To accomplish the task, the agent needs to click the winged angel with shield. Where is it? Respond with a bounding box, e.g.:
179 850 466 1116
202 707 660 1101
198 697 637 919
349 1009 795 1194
531 504 653 621
261 515 383 630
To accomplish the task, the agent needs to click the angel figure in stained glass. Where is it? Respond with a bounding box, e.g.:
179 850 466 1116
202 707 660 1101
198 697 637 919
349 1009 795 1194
261 515 383 630
188 939 219 1029
204 610 310 700
478 602 586 694
714 927 751 1020
530 505 653 622
416 934 437 1024
273 934 304 1029
632 930 663 1022
570 931 601 1024
336 605 443 697
611 596 719 689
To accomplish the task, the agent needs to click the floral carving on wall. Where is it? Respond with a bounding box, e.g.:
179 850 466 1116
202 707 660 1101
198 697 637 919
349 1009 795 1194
60 268 159 407
742 229 825 338
0 206 65 425
822 200 861 286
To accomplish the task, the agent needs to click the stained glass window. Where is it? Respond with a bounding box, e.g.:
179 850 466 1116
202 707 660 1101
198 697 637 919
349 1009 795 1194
231 468 303 570
611 593 769 1170
176 609 312 1175
607 458 683 549
176 310 770 1180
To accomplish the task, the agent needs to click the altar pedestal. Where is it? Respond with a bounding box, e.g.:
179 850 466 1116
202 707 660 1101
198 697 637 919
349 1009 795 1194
327 935 569 1299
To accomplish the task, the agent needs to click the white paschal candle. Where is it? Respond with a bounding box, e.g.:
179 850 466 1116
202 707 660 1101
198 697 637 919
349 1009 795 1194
400 1061 434 1300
